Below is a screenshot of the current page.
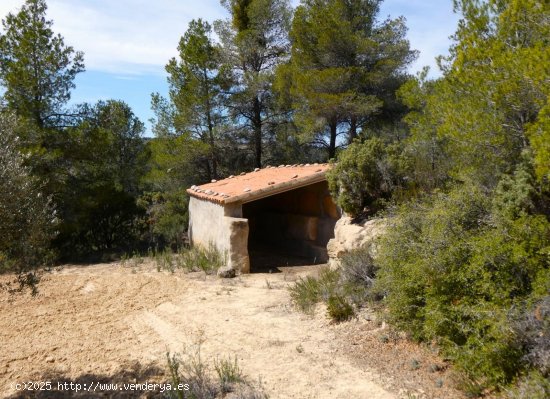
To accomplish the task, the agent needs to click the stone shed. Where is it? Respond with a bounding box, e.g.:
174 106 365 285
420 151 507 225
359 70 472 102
187 164 341 274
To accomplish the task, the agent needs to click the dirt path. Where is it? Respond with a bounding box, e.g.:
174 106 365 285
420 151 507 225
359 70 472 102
0 262 395 399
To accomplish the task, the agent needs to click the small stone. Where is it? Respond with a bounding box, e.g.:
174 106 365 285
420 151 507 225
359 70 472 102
267 181 275 185
211 179 217 183
244 188 251 192
45 357 55 363
315 169 322 172
217 267 236 278
229 175 234 179
240 172 246 176
292 174 298 178
254 168 260 172
305 163 310 166
206 190 214 195
362 311 376 321
278 165 284 168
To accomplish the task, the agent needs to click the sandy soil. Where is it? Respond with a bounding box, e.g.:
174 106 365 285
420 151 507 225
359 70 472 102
0 262 465 399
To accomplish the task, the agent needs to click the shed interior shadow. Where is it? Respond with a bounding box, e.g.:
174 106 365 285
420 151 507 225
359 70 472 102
242 181 340 272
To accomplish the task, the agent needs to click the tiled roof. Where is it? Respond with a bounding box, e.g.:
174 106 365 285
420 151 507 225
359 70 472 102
187 163 331 204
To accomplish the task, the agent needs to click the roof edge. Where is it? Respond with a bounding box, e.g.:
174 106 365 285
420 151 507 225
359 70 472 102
224 172 327 204
186 170 328 205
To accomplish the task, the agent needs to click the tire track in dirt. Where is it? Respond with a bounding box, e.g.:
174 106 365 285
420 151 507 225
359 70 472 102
124 275 395 399
1 263 395 399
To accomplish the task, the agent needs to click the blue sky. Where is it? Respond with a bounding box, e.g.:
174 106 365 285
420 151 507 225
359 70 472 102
0 0 460 135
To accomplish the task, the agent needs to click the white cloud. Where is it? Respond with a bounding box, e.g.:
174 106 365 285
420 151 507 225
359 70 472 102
1 0 228 76
0 0 459 78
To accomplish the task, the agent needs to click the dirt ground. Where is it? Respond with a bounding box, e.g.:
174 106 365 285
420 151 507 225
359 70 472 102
0 261 466 399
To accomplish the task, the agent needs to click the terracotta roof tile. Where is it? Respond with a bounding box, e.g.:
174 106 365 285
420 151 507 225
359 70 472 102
187 164 331 204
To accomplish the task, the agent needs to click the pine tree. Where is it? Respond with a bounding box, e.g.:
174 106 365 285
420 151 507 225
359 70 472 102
165 19 226 180
287 0 416 158
0 0 84 131
216 0 292 168
403 0 550 186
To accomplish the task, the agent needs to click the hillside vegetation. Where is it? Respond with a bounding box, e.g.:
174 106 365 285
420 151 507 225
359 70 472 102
1 0 548 397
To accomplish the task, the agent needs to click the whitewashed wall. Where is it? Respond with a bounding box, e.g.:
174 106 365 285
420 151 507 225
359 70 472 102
188 197 249 273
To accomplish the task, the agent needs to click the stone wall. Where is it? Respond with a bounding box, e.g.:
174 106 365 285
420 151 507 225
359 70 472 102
224 217 250 273
188 197 250 273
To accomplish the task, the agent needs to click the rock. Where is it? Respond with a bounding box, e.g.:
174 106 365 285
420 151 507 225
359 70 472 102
217 267 236 278
327 216 387 269
360 310 377 322
45 356 55 363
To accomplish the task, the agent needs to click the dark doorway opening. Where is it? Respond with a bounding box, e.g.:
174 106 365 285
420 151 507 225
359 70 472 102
242 181 340 272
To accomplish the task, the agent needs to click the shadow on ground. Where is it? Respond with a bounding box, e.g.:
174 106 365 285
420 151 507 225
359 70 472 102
6 362 168 398
248 249 320 273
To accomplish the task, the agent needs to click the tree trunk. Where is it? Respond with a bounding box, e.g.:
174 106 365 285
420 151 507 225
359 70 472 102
329 119 337 159
253 97 262 168
349 115 357 143
206 110 217 179
204 69 217 179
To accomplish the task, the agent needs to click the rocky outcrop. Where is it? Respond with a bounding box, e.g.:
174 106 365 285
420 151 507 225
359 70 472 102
327 216 387 268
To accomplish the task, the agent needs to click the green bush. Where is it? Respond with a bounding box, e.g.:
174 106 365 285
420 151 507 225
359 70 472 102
506 371 550 399
289 267 361 322
288 276 321 314
166 350 216 399
513 296 550 376
316 267 340 300
327 137 407 216
326 294 355 322
55 185 145 259
375 180 550 389
289 267 339 314
179 244 225 274
153 244 225 275
138 189 189 251
338 246 382 306
154 249 176 273
166 348 267 399
0 111 57 286
214 356 244 393
340 246 378 287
